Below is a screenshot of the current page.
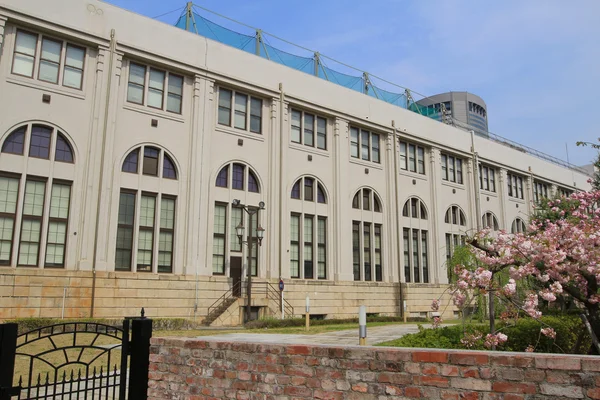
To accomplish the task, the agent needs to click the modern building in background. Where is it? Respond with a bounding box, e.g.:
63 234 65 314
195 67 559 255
0 0 589 323
416 92 489 135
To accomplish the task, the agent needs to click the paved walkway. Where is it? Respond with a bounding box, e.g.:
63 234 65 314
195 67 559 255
197 323 438 346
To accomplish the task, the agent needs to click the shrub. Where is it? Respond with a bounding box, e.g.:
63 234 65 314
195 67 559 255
244 315 408 329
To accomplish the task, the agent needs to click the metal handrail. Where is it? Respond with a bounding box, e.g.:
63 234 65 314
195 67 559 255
206 281 241 317
249 282 295 317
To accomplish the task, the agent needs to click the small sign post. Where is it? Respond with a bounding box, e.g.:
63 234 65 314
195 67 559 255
305 295 310 331
279 279 284 320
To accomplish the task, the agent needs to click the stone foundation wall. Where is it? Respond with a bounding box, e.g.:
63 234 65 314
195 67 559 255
148 337 600 399
0 269 455 321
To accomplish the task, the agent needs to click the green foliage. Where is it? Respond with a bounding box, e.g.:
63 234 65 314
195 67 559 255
530 195 581 227
244 315 408 329
576 140 600 190
6 317 199 334
379 315 591 354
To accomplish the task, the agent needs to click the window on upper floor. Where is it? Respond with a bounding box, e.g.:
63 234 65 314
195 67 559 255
507 173 524 199
479 164 496 192
122 146 178 180
402 198 427 219
399 141 425 174
126 62 183 114
445 205 466 226
215 163 260 193
291 177 326 203
12 30 86 90
2 124 74 163
511 218 527 234
482 212 499 231
533 181 549 204
352 188 382 212
218 88 263 134
558 188 573 198
291 109 327 150
350 127 380 163
441 153 463 184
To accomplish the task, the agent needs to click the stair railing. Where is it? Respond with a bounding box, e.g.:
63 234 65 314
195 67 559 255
206 281 241 320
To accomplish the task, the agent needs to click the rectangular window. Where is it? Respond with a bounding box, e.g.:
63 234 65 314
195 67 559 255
230 206 243 253
291 110 301 143
534 181 549 204
304 215 314 279
166 74 184 114
351 127 380 163
317 217 326 279
518 177 523 199
479 165 496 192
218 88 232 126
290 214 300 278
0 177 20 266
350 127 359 158
399 142 407 170
441 153 463 184
507 173 525 199
250 98 262 133
403 228 410 283
234 93 248 130
374 224 382 282
212 203 227 274
363 223 371 281
45 183 70 267
417 147 425 174
13 31 38 78
127 63 146 104
317 117 327 150
147 69 165 109
408 144 416 172
304 113 314 147
412 229 420 283
421 231 428 284
116 192 135 271
38 38 62 84
353 221 361 281
143 147 159 176
19 180 46 266
158 197 175 273
137 195 155 272
63 45 85 89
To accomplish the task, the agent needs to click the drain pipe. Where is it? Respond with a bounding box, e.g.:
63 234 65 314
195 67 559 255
391 121 404 320
90 29 116 318
278 83 285 281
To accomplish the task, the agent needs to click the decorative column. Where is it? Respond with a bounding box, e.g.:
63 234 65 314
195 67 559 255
428 147 440 284
0 16 7 63
384 132 395 282
498 168 508 230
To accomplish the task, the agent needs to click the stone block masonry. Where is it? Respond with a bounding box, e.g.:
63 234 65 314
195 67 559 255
148 337 600 399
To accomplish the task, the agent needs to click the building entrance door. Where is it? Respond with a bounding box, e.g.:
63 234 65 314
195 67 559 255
230 256 242 297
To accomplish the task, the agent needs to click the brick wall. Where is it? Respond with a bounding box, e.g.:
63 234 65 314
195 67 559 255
148 337 600 399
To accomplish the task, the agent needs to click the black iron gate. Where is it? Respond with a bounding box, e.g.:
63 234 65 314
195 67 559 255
0 312 151 400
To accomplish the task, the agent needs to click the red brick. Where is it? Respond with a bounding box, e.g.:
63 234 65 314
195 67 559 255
313 390 344 400
412 351 449 363
540 383 583 398
587 388 600 399
292 376 307 386
524 369 545 382
405 386 422 398
285 365 314 377
414 375 450 388
403 362 421 374
504 395 525 400
351 382 368 393
490 355 533 368
450 377 491 391
460 367 479 378
459 392 480 400
499 368 525 381
449 353 489 366
284 386 312 397
422 365 439 375
440 390 459 400
385 385 403 396
492 382 536 394
286 345 312 355
535 356 581 371
583 358 600 372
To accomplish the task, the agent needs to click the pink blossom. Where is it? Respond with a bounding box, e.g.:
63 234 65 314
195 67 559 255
431 299 440 312
541 327 556 339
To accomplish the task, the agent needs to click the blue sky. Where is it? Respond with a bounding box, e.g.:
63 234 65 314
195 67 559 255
105 0 599 166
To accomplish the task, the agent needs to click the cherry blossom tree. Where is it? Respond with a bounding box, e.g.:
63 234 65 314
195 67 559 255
450 190 600 353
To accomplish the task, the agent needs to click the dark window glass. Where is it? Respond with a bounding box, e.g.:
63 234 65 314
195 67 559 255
122 149 139 173
372 133 380 163
353 221 360 281
374 195 381 213
362 189 370 211
304 178 314 201
248 170 259 193
250 97 262 133
352 192 360 209
55 133 73 163
163 154 177 179
29 125 52 159
143 147 159 176
420 203 427 220
1 127 26 155
115 192 135 271
291 180 301 199
218 88 232 126
232 164 244 190
216 165 228 187
317 184 326 204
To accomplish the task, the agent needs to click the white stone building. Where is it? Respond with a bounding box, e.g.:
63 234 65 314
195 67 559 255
0 0 589 322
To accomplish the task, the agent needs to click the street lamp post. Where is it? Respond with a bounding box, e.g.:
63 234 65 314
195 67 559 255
233 199 265 323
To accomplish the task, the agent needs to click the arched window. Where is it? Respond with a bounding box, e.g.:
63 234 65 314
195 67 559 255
402 197 427 219
215 162 259 193
212 162 263 277
444 205 466 226
482 212 499 231
1 124 74 162
351 187 384 282
0 123 76 268
401 197 429 283
352 188 382 212
290 176 329 280
116 145 179 274
291 177 326 203
122 145 178 180
511 218 527 234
